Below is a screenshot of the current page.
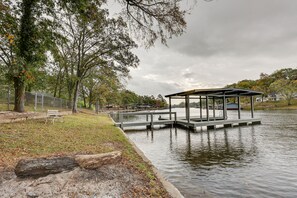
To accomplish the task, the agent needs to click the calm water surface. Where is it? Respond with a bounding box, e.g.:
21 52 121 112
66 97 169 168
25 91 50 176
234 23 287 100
125 109 297 198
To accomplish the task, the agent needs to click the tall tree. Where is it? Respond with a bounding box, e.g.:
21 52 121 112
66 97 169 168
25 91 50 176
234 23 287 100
54 3 138 112
0 0 56 112
270 79 297 105
119 0 187 47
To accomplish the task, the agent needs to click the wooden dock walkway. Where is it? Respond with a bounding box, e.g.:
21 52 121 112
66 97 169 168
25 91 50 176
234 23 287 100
176 118 261 131
113 112 177 130
112 111 261 131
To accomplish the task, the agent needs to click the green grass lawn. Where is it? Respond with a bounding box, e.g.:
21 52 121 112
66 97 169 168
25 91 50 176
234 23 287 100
0 113 168 196
0 113 151 176
250 99 297 110
0 113 135 166
242 99 297 110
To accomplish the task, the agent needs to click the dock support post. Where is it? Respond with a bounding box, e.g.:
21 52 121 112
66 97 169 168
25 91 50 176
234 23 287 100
185 95 190 123
169 97 172 120
223 94 227 120
213 96 216 120
174 112 177 123
150 113 154 129
224 123 233 128
207 125 216 130
250 96 254 118
237 96 241 119
206 95 209 121
200 96 202 121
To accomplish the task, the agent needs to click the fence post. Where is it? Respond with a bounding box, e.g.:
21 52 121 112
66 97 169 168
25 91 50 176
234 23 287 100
7 87 10 111
34 93 37 111
41 94 44 111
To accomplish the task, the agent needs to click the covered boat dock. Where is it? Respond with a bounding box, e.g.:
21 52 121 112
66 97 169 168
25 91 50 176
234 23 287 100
165 88 262 131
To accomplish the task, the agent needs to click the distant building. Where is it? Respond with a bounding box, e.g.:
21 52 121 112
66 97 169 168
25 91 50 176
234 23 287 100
266 93 284 101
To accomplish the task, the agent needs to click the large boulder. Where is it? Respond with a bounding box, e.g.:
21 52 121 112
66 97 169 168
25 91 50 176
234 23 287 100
75 151 122 169
15 157 78 178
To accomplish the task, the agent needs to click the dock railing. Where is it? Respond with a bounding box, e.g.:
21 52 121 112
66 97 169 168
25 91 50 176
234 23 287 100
113 111 177 129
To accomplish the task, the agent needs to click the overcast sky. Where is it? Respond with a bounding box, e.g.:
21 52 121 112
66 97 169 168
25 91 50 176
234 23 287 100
123 0 297 97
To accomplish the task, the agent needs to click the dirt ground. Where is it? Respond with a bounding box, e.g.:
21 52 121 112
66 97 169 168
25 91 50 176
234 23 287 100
0 163 165 198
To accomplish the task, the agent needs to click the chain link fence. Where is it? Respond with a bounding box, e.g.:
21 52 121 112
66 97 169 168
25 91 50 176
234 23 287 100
0 86 71 112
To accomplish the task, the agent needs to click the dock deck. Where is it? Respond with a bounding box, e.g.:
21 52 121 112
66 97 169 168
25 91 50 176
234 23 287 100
176 118 261 131
112 112 261 131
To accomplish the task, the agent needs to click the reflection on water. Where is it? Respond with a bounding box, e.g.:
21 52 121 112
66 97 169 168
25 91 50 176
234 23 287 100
172 128 257 170
126 110 297 198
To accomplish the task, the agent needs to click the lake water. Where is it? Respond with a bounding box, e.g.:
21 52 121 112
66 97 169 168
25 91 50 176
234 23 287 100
124 108 297 198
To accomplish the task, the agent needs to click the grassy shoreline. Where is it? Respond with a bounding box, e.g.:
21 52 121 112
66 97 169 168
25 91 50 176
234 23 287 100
0 113 169 197
242 100 297 110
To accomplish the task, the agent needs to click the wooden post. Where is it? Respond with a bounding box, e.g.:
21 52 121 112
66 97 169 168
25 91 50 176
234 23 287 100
150 113 154 129
213 96 216 120
237 96 241 119
200 96 202 121
120 113 123 129
41 94 44 111
185 95 190 123
34 93 37 111
7 87 10 111
223 95 227 120
250 96 254 118
206 95 209 121
174 112 177 122
169 97 172 120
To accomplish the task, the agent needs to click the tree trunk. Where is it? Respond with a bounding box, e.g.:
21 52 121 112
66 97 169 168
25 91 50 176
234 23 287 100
72 81 80 113
14 77 26 112
82 88 87 108
288 98 292 105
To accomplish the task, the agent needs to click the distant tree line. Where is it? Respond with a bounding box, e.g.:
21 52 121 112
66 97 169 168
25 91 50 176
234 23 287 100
226 68 297 105
118 90 167 109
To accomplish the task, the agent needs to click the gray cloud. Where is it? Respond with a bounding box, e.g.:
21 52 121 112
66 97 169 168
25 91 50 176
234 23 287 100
126 0 297 96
